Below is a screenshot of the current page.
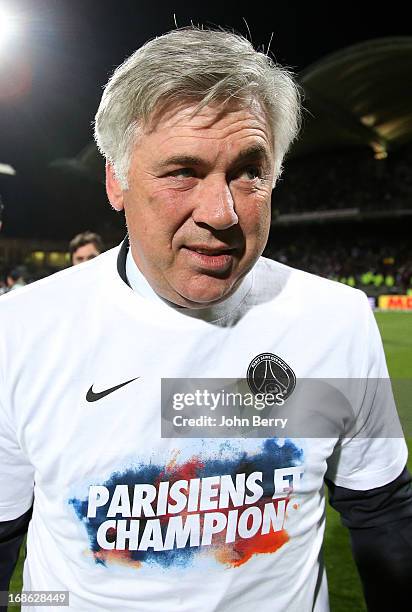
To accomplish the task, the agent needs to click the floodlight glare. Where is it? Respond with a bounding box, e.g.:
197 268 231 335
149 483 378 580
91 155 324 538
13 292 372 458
0 5 18 51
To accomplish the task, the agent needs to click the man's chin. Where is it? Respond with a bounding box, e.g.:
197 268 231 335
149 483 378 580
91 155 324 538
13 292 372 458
173 278 241 309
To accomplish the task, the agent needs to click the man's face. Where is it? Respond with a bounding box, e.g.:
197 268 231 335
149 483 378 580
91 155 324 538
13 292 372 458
106 101 275 307
72 243 100 265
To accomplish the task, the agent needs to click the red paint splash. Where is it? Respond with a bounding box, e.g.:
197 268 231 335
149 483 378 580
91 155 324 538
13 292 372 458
94 549 139 567
215 528 289 567
212 498 290 567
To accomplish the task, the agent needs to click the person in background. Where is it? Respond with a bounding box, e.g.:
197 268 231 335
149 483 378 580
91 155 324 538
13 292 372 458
6 265 28 291
69 231 104 265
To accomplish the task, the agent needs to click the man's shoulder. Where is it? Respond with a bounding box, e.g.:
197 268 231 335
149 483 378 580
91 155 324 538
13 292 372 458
254 256 366 307
0 246 120 319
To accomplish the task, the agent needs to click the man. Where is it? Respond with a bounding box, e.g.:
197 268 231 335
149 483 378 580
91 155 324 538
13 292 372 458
0 28 411 612
69 230 104 265
5 266 28 292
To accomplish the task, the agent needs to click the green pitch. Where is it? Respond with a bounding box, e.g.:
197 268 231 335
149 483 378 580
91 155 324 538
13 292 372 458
9 312 412 612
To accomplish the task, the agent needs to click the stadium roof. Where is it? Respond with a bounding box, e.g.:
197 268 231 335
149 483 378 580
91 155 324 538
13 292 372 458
293 37 412 160
50 36 412 181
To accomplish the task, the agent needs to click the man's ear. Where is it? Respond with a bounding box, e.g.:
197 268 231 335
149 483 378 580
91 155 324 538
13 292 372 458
105 163 125 211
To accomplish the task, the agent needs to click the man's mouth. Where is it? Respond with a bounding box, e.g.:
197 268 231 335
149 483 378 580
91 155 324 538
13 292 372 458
183 245 236 271
187 245 235 255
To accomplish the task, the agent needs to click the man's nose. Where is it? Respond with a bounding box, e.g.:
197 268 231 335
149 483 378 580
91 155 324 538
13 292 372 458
192 177 238 230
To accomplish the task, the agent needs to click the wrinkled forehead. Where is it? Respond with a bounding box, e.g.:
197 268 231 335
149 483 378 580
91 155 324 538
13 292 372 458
139 96 274 151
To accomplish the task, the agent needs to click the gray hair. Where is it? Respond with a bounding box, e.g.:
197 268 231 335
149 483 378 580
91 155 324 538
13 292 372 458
94 27 302 189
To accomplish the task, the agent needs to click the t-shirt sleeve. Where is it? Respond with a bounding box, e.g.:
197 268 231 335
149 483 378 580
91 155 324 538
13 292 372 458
0 394 34 521
325 291 408 490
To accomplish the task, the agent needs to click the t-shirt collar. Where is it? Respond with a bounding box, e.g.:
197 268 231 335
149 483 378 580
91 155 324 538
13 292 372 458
117 237 253 323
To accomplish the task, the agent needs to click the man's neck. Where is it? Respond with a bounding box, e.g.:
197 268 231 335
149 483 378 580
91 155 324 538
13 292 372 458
125 248 253 323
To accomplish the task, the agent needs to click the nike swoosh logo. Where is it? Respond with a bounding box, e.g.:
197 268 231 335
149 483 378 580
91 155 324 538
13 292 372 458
86 377 139 402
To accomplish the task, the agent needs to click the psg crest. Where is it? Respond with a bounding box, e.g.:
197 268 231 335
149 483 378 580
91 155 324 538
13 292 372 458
247 353 296 400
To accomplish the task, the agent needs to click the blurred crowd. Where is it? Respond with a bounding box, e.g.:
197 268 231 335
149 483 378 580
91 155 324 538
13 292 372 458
273 145 412 214
265 236 412 295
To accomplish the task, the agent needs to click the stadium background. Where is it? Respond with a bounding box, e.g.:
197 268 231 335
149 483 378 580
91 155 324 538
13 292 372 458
1 2 411 610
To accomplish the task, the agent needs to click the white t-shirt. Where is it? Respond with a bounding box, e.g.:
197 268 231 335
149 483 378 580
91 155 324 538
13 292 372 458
0 243 407 612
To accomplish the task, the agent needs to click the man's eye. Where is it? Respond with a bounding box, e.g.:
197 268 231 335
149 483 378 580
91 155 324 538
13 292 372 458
237 166 262 180
168 168 195 178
